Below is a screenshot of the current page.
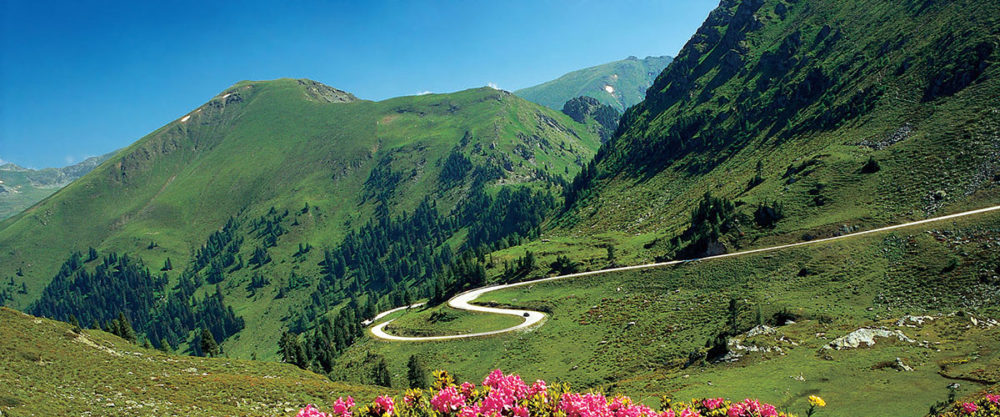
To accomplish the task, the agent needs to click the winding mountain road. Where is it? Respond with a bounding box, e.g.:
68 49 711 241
369 205 1000 342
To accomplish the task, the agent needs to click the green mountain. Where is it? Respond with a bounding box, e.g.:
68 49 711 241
562 0 1000 252
0 78 601 359
515 55 673 112
0 152 116 220
331 0 1000 414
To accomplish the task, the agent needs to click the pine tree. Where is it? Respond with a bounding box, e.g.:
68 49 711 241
278 332 306 368
373 357 392 387
158 338 171 353
726 298 742 336
406 354 428 388
162 257 173 271
200 328 220 357
116 312 137 343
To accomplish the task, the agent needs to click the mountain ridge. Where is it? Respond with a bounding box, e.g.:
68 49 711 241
515 55 673 112
0 151 117 219
0 77 601 360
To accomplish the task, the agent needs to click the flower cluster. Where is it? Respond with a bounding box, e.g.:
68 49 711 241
931 393 1000 417
296 370 801 417
727 398 778 417
807 396 825 408
299 404 330 417
298 397 356 417
373 396 395 416
334 396 355 417
431 386 467 413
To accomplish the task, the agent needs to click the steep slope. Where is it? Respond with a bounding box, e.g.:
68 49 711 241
339 192 1000 417
0 307 382 416
515 56 673 112
562 0 1000 257
0 151 116 219
0 79 601 359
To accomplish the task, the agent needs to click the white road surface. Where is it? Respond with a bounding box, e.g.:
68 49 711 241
368 204 1000 342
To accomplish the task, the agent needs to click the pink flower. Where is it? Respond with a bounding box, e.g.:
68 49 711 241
483 369 506 387
333 397 355 417
702 398 724 410
607 396 653 417
742 399 762 415
432 386 467 413
560 393 613 417
479 370 530 415
962 402 978 415
374 395 395 416
529 380 548 396
679 409 701 417
986 394 1000 405
298 404 330 417
482 370 529 398
725 399 782 417
296 372 800 417
459 406 480 417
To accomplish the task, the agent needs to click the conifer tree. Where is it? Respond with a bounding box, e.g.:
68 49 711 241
158 338 171 353
407 354 428 388
373 357 392 387
117 312 137 343
200 328 220 357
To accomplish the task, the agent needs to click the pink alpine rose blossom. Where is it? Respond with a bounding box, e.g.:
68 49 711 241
459 406 480 417
679 409 701 417
432 386 467 413
374 395 395 416
332 397 355 417
702 398 725 410
297 404 330 417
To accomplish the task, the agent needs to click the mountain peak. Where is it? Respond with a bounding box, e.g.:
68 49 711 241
224 78 358 104
0 163 29 172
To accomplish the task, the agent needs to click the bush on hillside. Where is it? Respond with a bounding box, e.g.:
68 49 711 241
672 191 741 258
753 201 785 228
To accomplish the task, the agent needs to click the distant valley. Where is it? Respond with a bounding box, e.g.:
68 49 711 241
0 152 116 219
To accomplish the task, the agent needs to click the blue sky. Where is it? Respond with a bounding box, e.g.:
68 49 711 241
0 1 717 168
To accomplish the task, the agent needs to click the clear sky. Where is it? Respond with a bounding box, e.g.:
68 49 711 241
0 1 718 168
